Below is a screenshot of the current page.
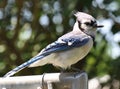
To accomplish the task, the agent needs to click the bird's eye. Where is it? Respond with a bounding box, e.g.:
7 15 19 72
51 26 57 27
84 22 91 26
84 20 97 27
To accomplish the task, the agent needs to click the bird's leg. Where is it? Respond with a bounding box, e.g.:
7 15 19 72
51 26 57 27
70 67 86 78
71 67 85 73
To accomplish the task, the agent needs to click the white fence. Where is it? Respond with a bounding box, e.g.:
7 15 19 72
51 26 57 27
0 72 88 89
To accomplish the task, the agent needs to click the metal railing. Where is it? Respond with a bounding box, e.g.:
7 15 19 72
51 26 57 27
0 72 88 89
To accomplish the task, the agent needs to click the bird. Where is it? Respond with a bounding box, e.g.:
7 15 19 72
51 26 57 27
4 11 103 77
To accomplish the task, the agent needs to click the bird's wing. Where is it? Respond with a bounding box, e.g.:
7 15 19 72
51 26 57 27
40 35 90 56
4 35 90 77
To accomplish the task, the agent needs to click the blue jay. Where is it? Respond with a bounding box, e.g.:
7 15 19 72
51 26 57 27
4 12 103 77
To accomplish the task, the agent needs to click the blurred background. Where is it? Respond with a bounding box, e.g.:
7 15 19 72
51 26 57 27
0 0 120 89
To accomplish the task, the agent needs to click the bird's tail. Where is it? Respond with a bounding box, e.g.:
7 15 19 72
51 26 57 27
4 55 44 77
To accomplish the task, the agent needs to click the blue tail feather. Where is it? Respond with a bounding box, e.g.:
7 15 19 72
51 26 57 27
4 55 44 77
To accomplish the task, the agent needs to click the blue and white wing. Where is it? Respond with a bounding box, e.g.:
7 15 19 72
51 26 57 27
40 35 90 55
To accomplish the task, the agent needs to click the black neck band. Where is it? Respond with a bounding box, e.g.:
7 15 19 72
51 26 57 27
78 21 95 42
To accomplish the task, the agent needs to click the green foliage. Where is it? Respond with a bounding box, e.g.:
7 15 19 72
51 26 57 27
0 0 120 88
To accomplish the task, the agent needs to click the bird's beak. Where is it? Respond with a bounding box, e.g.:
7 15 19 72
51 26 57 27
96 25 104 28
94 24 104 28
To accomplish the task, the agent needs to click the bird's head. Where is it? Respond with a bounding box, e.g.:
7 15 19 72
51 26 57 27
73 11 103 37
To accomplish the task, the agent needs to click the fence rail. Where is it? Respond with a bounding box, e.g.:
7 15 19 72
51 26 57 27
0 72 88 89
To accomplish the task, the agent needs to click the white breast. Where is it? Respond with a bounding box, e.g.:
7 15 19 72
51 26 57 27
51 37 93 69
